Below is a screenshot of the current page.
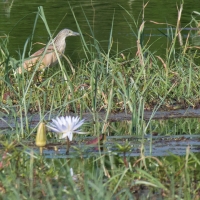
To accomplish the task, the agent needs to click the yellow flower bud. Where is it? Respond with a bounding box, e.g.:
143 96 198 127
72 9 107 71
36 122 47 147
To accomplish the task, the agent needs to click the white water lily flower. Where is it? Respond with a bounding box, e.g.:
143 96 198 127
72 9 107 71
46 116 85 141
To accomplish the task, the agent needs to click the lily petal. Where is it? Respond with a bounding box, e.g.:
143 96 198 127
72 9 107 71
47 116 85 141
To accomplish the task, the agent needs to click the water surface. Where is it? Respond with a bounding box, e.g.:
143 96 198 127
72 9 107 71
0 0 200 62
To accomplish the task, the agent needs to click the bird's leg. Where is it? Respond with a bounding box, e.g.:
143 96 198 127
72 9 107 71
66 136 70 154
36 70 43 83
38 74 43 83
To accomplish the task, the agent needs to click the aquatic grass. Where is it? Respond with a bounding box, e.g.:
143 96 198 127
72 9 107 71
0 8 83 135
1 3 200 199
70 3 119 119
2 4 200 121
1 7 200 170
0 131 199 199
2 8 47 137
147 118 200 136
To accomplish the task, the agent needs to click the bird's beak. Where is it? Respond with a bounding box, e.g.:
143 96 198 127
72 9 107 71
72 31 80 36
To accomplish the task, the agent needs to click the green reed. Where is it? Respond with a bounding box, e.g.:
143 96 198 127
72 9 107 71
0 3 200 198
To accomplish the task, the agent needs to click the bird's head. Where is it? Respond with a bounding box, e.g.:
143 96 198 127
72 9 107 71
52 28 80 52
57 29 80 39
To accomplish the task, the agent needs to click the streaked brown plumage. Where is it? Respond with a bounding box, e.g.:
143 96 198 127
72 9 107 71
16 28 80 74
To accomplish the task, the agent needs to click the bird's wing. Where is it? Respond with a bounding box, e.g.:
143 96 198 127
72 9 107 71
30 45 55 57
16 44 61 73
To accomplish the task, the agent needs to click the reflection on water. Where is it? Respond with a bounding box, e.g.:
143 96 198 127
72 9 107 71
1 110 200 157
0 0 200 62
1 0 14 18
1 108 200 134
10 134 200 159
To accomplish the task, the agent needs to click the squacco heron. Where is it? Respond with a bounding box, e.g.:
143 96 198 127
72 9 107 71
16 28 80 74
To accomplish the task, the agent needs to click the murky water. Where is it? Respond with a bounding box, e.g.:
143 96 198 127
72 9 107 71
1 108 200 129
0 0 199 62
1 0 200 158
11 134 200 158
1 109 200 158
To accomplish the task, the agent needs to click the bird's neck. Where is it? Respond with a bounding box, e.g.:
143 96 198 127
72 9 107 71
51 37 66 53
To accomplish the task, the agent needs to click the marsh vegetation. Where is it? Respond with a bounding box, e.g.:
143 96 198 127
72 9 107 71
1 3 200 199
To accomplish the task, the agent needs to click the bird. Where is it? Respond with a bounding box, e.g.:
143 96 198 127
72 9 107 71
16 28 80 74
